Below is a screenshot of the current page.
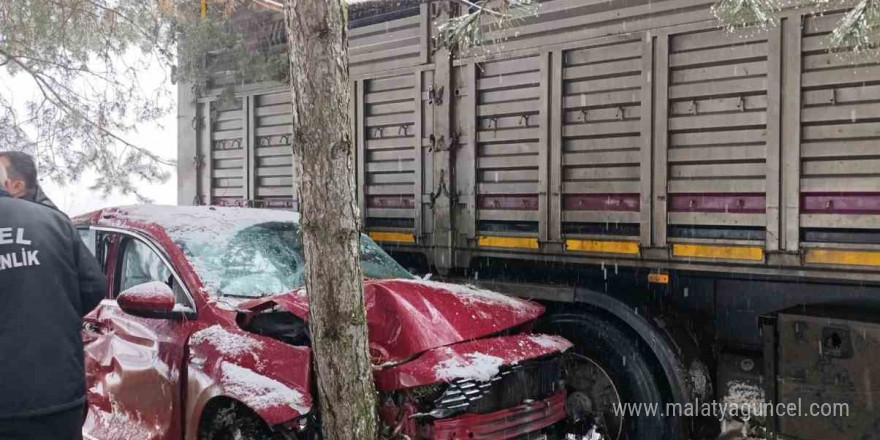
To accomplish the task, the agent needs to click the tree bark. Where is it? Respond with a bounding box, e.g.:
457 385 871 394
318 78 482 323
283 1 378 439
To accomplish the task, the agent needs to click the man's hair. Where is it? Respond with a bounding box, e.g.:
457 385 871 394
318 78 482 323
0 151 38 190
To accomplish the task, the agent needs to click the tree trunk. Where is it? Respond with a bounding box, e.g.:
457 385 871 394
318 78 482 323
283 1 378 439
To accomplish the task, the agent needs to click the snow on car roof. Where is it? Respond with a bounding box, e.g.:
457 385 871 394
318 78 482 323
107 204 299 231
102 204 298 245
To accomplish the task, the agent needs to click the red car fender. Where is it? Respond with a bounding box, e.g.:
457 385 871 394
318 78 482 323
184 324 313 440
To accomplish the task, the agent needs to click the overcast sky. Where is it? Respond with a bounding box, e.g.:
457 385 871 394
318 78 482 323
40 111 178 217
2 64 178 218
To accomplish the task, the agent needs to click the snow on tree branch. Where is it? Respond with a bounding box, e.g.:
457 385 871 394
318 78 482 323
830 0 880 54
711 0 781 31
0 0 178 198
713 0 880 57
435 0 538 57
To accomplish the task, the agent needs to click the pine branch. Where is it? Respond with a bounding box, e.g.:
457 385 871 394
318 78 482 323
712 0 781 32
0 48 173 168
830 0 880 55
451 0 509 18
434 0 538 56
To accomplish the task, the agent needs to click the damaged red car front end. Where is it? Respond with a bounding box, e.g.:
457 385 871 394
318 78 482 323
431 391 567 440
242 280 573 439
75 206 573 440
373 334 571 439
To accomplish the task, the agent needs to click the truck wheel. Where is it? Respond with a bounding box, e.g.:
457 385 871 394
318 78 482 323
541 313 676 440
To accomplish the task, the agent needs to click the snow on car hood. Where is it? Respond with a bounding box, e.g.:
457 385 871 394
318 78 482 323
240 279 545 363
373 333 572 390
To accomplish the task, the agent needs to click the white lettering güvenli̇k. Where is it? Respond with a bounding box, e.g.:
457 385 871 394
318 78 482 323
0 227 40 271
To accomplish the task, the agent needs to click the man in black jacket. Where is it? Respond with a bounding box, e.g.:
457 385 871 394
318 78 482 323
0 151 59 211
0 164 107 439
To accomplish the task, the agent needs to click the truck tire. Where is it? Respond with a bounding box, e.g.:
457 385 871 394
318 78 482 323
541 313 678 440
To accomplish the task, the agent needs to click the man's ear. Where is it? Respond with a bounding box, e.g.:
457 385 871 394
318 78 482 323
7 179 27 197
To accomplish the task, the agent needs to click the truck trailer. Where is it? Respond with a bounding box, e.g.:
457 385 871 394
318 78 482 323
177 1 880 438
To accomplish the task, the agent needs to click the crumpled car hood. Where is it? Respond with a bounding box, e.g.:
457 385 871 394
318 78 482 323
240 279 544 363
374 333 572 390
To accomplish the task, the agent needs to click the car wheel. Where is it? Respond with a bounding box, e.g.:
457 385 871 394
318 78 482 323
540 313 678 440
200 402 275 440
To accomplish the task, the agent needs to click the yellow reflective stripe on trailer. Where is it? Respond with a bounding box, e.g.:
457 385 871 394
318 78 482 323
805 249 880 267
478 236 539 250
368 232 416 244
566 239 640 255
672 244 764 261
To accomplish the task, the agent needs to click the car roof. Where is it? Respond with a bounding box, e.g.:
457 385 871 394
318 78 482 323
76 205 300 237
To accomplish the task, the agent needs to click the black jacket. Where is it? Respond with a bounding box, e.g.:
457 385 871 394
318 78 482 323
0 189 106 419
23 185 59 212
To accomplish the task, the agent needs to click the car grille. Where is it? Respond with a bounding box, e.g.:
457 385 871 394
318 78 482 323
433 354 563 416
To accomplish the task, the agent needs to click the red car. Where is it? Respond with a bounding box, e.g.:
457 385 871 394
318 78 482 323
73 205 574 440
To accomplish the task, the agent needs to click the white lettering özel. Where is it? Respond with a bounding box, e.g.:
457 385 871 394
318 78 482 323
0 228 32 246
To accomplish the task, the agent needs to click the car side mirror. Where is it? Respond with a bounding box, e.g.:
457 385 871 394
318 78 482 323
117 282 193 319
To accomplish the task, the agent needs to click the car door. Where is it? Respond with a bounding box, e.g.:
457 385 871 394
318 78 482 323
82 230 196 440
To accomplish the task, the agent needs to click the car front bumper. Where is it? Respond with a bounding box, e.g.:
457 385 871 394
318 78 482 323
431 389 567 440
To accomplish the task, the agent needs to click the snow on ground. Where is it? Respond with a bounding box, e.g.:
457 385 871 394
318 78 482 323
220 362 310 414
566 430 602 440
190 325 263 357
688 360 712 399
723 380 765 409
435 351 505 382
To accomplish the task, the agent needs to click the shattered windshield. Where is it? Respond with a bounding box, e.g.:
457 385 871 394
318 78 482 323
174 221 413 298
